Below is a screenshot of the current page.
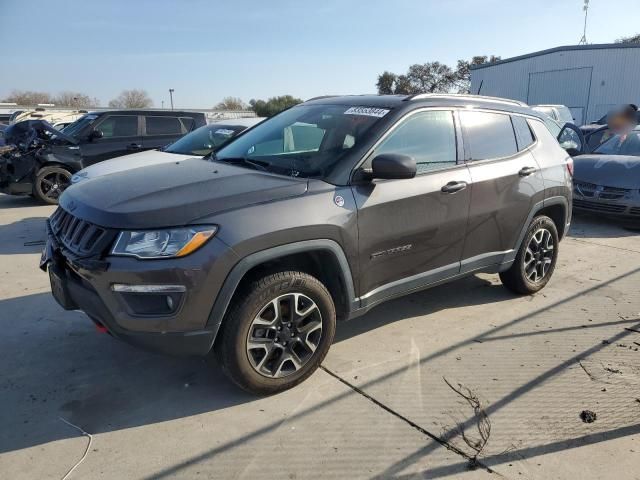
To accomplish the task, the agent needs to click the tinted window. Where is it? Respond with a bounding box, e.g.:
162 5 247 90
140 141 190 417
165 124 244 156
460 111 517 161
96 115 138 138
146 116 183 135
512 116 535 150
373 110 457 173
180 117 195 131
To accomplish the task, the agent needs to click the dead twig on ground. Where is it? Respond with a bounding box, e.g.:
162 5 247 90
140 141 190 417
442 377 491 469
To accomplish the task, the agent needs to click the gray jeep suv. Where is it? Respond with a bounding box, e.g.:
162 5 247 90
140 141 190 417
41 94 579 394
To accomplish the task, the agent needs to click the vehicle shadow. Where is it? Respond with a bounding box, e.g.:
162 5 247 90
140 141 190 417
0 216 49 254
0 193 43 209
0 274 513 456
570 211 640 238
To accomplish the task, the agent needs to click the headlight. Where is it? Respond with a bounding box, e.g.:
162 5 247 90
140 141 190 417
111 226 217 259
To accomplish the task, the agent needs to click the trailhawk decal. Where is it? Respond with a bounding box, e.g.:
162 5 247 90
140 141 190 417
344 106 390 118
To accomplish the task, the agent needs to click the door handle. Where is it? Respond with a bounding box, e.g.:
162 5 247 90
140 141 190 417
127 143 142 150
519 166 537 177
441 181 468 193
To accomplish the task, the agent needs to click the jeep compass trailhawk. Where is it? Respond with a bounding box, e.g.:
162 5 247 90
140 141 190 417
41 94 581 394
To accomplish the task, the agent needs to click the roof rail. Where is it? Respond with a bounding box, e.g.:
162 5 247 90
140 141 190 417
305 95 341 102
405 93 528 107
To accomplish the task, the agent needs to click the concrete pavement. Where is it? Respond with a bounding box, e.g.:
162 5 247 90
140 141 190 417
1 193 639 479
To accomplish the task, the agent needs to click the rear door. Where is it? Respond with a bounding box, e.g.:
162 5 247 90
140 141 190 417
142 115 188 150
460 110 545 273
352 109 472 306
79 114 141 166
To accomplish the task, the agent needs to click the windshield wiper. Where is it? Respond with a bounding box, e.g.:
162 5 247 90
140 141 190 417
214 156 270 172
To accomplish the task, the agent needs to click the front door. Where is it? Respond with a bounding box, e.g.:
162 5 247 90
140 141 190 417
352 109 471 307
79 114 141 167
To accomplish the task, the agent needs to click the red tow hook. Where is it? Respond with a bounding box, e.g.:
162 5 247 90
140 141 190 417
95 324 108 334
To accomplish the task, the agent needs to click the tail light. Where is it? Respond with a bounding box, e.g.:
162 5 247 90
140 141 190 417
566 157 574 177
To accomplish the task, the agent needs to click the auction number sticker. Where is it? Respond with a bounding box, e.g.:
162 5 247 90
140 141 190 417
344 106 390 118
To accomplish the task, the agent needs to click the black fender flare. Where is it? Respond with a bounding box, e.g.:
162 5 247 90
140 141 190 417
504 195 569 264
204 239 357 348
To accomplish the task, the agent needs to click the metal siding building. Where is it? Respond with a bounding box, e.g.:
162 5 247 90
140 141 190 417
470 43 640 124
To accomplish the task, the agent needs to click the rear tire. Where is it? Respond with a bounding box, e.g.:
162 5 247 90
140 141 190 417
215 271 336 395
500 215 559 295
33 166 72 205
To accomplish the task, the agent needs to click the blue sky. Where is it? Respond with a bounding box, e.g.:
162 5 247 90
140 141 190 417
1 0 638 108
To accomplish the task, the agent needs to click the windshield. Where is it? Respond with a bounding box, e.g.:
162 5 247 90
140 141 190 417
165 124 244 155
62 114 98 137
593 129 640 156
214 104 386 179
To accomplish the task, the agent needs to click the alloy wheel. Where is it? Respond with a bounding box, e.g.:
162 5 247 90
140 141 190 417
40 171 71 200
524 228 554 283
246 293 323 378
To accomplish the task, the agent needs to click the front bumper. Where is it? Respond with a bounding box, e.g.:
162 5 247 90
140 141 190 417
42 222 239 356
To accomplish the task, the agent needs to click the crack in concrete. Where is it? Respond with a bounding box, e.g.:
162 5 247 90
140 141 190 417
568 237 640 255
319 365 499 477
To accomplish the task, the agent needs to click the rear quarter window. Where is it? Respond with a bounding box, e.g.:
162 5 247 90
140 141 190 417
511 116 535 150
460 111 518 161
145 116 183 135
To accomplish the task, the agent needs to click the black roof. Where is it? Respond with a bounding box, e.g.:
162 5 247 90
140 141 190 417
304 94 543 118
85 109 204 116
471 42 640 70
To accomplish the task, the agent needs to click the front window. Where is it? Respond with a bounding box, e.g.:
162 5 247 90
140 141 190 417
214 104 386 180
593 129 640 156
165 125 244 156
62 114 98 137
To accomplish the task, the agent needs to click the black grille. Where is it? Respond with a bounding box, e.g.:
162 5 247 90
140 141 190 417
573 181 631 201
629 207 640 216
573 199 627 214
49 208 110 255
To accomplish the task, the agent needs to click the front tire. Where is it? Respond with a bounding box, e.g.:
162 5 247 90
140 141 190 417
215 271 336 395
33 166 72 205
500 215 559 295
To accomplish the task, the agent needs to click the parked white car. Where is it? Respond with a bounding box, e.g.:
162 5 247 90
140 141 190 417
71 117 263 184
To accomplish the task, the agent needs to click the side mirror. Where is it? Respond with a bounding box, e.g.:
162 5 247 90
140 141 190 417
370 153 416 180
89 129 103 141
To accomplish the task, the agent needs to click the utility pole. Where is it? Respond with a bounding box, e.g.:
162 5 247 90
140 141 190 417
579 0 589 45
169 89 175 110
161 100 164 109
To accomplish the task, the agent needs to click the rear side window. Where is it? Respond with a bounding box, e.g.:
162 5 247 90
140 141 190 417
145 116 183 135
460 111 518 161
373 110 457 174
96 115 138 138
512 116 535 150
180 117 195 131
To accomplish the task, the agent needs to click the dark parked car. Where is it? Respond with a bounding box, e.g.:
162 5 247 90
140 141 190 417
41 94 578 394
573 126 640 220
71 117 264 184
0 110 206 204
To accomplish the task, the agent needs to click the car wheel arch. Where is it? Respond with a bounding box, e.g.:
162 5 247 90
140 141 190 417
205 240 357 351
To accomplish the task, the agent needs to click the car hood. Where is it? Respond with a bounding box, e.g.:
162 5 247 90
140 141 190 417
73 149 194 183
573 154 640 189
60 158 309 229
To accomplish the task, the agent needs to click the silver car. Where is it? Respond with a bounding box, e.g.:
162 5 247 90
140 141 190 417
573 126 640 219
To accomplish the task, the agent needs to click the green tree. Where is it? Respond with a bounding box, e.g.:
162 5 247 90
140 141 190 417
249 95 302 117
108 89 153 108
616 33 640 43
376 56 500 95
214 96 247 110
